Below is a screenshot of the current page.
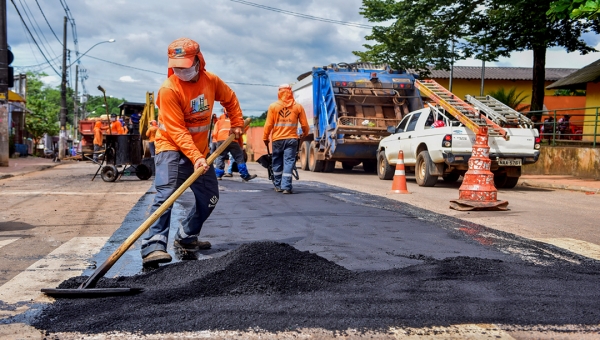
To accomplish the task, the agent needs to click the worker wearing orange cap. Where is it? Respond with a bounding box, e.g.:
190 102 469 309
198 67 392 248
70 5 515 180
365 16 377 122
141 37 244 267
146 120 158 157
92 121 107 163
263 84 309 194
213 109 256 181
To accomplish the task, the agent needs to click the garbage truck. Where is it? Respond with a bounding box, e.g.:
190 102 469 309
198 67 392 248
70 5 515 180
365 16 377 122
292 63 423 173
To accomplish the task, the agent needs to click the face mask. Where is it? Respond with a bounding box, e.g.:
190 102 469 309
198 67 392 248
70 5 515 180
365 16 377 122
110 118 116 122
173 60 199 81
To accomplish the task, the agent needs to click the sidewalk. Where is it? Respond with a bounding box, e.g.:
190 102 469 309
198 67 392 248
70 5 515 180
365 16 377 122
520 175 600 194
0 156 60 180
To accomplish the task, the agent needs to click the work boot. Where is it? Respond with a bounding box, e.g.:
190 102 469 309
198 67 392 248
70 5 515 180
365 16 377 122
241 174 257 182
174 238 212 250
142 250 172 266
217 176 223 180
224 173 233 177
274 187 283 192
282 189 293 194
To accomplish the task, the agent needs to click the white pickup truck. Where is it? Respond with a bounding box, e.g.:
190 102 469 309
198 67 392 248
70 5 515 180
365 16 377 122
376 106 541 188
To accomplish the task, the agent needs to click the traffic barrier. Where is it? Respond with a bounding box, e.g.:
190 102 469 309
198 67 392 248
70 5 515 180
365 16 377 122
391 150 410 194
450 127 509 211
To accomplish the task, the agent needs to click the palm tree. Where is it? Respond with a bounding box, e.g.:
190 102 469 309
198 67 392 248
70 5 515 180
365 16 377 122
487 87 531 112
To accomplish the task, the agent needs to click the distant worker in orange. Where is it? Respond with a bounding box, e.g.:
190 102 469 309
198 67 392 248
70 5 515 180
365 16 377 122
213 110 256 181
92 121 107 163
146 120 158 157
263 84 309 194
141 37 244 267
109 113 125 134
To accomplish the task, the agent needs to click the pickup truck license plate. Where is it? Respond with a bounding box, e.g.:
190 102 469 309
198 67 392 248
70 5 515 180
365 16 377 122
498 158 522 166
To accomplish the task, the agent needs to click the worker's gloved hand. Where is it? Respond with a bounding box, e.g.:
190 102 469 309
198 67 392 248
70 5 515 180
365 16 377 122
194 158 209 172
264 140 270 146
230 127 242 139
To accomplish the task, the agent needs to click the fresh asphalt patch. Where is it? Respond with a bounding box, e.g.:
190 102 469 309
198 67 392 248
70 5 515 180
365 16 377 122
30 179 600 334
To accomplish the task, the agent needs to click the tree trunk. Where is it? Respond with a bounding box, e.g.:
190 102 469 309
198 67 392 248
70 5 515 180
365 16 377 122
530 46 546 112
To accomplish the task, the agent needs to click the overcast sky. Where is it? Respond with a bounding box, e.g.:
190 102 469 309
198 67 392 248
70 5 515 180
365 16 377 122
8 0 600 116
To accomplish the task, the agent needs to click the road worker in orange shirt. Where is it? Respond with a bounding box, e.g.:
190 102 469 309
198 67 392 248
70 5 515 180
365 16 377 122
146 120 158 157
92 121 107 163
263 84 309 194
141 37 244 267
109 113 125 134
213 110 256 181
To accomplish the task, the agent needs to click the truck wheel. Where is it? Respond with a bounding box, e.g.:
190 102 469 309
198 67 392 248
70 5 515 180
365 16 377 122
101 165 119 182
362 160 377 173
299 141 310 171
442 173 460 183
377 150 394 180
503 176 520 189
493 173 507 188
309 141 324 172
323 161 336 172
415 151 438 187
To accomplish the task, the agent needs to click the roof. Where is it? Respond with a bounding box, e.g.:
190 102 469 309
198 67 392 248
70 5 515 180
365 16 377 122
426 66 577 81
118 101 145 108
0 90 26 102
546 59 600 90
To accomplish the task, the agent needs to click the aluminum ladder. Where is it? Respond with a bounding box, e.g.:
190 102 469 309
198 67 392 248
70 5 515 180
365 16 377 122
415 79 508 139
465 95 533 129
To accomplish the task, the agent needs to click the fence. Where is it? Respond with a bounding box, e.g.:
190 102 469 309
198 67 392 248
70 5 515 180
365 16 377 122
528 106 600 148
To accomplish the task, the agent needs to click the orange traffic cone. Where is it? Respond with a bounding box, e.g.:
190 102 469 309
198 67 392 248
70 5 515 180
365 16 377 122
449 127 508 211
391 150 410 194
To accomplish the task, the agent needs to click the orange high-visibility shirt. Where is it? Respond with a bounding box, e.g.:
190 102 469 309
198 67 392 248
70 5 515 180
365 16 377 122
146 126 158 143
93 124 104 146
213 115 232 142
155 72 243 164
263 102 309 142
110 121 124 135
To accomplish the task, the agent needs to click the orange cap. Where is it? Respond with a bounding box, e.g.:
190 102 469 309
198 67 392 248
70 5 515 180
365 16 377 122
168 38 200 68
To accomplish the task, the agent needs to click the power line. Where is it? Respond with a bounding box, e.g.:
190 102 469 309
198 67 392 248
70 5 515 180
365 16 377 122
35 0 62 45
17 0 59 61
9 0 61 76
83 55 279 87
228 0 374 29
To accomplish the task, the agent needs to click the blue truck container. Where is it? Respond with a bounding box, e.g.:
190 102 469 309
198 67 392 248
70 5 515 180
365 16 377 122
292 63 423 173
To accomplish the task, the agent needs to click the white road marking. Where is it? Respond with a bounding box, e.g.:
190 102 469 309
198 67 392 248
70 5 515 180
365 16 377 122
0 239 19 249
0 191 148 196
532 238 600 261
0 237 108 304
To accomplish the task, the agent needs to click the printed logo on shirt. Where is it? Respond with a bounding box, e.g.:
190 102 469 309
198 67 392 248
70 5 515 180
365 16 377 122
278 107 292 118
208 195 219 208
190 94 210 114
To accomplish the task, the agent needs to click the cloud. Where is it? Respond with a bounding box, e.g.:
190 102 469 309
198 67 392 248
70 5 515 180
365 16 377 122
119 76 139 83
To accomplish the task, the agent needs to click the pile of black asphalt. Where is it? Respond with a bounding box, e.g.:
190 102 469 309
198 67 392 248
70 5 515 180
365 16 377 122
32 180 600 335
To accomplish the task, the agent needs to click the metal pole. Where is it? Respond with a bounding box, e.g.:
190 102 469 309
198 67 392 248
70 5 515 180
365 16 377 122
59 16 68 159
594 108 598 148
0 0 9 166
480 60 485 97
449 40 454 92
73 65 78 142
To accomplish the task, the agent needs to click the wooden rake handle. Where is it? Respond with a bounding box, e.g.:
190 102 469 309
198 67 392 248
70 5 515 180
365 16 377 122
79 118 251 289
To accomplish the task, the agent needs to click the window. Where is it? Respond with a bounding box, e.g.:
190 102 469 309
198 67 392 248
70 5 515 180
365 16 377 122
406 112 421 132
396 114 411 133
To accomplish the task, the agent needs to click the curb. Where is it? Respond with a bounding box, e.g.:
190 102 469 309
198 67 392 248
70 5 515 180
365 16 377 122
520 180 600 194
0 164 60 181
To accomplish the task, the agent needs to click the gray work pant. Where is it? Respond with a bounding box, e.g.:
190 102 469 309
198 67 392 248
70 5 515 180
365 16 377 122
141 151 219 257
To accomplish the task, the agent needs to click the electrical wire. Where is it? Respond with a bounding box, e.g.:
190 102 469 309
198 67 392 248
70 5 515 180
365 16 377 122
35 0 62 45
82 55 279 87
17 0 59 62
9 0 61 76
228 0 374 29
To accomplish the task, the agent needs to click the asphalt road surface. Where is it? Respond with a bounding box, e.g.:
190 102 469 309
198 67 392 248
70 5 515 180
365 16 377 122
1 162 599 339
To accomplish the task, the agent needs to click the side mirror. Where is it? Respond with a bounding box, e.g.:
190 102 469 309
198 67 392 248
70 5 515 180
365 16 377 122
387 126 396 134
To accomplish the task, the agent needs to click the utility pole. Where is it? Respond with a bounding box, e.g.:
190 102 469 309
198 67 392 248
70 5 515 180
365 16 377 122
0 0 9 167
59 16 68 159
73 65 78 142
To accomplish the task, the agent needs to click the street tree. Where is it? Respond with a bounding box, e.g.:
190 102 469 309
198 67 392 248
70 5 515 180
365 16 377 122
355 0 600 111
549 0 600 19
25 72 60 156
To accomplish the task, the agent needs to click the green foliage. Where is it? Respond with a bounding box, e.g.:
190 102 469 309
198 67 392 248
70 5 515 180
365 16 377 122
553 89 586 96
487 87 530 111
355 0 600 110
24 72 61 155
548 0 600 19
84 94 127 118
249 118 266 127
